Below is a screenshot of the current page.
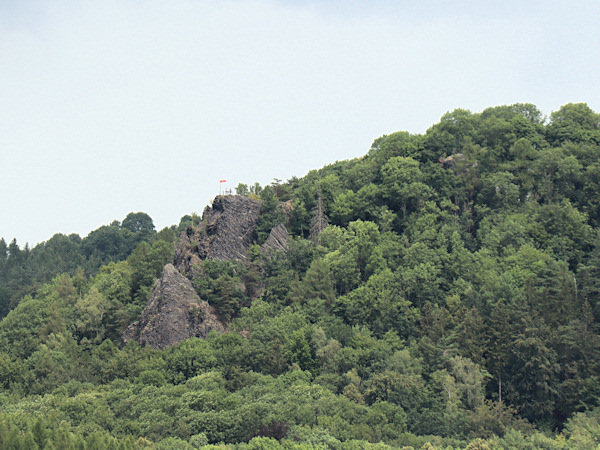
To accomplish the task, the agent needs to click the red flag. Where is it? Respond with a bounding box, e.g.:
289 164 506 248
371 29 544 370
219 179 227 183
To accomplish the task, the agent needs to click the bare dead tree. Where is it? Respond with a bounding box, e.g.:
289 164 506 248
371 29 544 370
310 194 329 244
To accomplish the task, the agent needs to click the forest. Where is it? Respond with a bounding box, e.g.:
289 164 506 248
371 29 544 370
1 103 600 449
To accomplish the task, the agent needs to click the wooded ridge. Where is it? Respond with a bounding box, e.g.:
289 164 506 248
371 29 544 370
1 103 600 449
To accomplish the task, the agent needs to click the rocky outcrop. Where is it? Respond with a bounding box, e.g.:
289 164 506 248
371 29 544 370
123 194 291 349
122 264 225 349
439 153 465 170
174 195 262 276
261 223 289 253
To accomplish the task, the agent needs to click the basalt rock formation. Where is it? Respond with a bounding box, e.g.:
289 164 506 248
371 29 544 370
122 264 225 349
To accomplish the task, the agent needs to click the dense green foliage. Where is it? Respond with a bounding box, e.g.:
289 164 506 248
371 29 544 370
0 212 174 319
2 103 600 448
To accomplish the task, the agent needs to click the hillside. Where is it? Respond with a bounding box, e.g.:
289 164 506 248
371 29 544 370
2 103 600 449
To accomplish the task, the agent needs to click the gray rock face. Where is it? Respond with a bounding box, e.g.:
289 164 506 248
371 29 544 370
174 195 262 276
261 223 289 252
122 264 225 349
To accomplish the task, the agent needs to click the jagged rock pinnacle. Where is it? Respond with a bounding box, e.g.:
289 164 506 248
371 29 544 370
122 264 225 349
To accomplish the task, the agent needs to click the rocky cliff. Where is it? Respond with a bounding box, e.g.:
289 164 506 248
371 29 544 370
122 264 225 349
261 223 289 253
122 195 289 349
174 195 262 276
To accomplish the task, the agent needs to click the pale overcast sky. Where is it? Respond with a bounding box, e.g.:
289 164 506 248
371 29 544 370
1 0 599 246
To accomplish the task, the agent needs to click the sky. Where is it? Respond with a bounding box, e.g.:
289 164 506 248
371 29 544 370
1 0 599 246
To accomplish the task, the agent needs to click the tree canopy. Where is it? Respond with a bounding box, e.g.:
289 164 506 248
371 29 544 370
2 103 600 448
